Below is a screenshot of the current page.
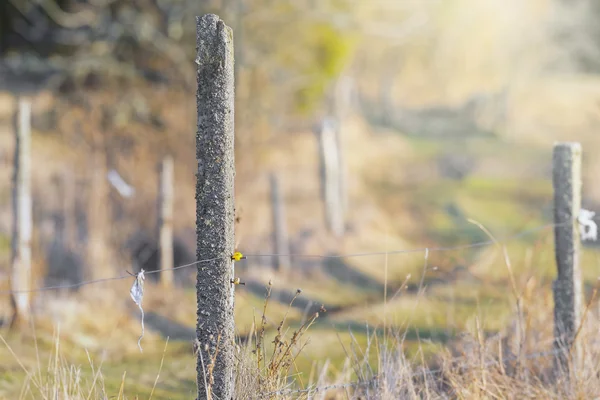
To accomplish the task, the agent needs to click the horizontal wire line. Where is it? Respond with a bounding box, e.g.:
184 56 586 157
0 220 564 295
0 257 223 294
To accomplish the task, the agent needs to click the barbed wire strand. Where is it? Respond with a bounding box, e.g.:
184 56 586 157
0 220 566 295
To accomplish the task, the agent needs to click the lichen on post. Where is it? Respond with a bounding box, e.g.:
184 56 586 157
195 14 236 400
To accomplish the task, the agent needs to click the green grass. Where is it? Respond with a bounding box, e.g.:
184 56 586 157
0 329 197 400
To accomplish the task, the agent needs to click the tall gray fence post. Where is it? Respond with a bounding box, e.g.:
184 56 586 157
195 14 236 400
552 142 583 374
10 98 32 328
158 155 174 288
269 172 291 271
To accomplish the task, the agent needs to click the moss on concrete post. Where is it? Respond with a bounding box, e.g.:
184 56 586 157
552 142 583 375
195 14 236 400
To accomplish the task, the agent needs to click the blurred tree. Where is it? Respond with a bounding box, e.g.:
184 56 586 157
550 0 600 73
0 0 364 272
1 0 358 166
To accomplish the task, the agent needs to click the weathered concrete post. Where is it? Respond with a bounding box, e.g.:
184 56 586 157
158 155 174 288
269 172 291 271
10 98 32 328
552 142 583 374
195 14 236 400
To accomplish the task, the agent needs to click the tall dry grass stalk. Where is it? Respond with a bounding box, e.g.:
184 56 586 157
0 327 107 400
233 281 323 400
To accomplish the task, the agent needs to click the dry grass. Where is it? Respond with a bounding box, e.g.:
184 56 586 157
0 327 109 399
3 260 600 400
235 282 323 399
0 279 322 400
275 283 600 400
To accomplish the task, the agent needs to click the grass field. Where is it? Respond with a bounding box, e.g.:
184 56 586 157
2 121 599 399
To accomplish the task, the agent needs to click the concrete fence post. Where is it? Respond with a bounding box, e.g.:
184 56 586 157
552 142 583 374
195 14 236 400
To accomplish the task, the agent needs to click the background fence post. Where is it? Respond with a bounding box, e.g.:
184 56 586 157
158 155 174 288
10 98 32 328
62 168 77 251
317 117 345 237
86 130 111 280
269 172 291 271
552 141 583 374
334 74 352 215
195 14 236 400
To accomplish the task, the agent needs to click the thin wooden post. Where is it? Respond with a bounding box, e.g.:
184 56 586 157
334 75 351 216
10 98 32 328
158 155 174 288
195 14 236 400
552 142 583 374
269 172 290 271
62 168 77 250
86 133 110 280
317 117 344 237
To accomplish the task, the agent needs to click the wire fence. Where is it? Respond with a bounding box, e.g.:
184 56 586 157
0 219 567 295
0 215 594 396
0 257 222 294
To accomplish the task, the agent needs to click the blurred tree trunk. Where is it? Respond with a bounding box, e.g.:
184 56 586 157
10 98 32 329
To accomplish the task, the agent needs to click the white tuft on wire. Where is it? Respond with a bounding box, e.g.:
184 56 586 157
130 269 146 352
107 169 135 198
579 209 598 241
